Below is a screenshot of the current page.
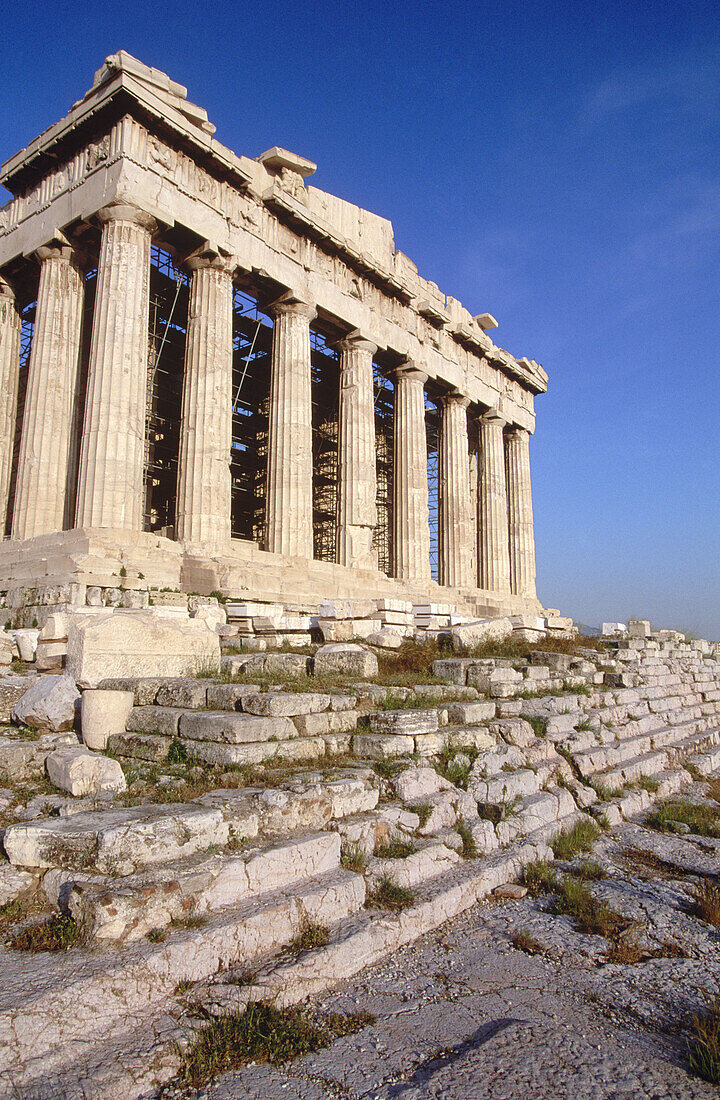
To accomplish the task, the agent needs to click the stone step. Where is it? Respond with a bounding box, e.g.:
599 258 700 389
3 801 233 874
196 836 553 1013
363 839 462 889
194 771 379 834
68 831 341 942
596 749 669 789
0 866 363 1078
183 733 327 766
689 745 720 776
494 785 578 845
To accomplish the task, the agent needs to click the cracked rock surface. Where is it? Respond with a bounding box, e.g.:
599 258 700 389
195 821 720 1100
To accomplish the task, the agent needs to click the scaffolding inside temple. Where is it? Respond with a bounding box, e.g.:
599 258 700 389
373 362 394 576
425 387 441 582
231 287 272 544
144 246 188 533
310 325 339 563
4 300 34 537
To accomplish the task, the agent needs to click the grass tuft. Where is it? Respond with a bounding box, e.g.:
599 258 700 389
340 843 367 873
375 838 417 860
511 927 544 955
647 799 720 838
177 1003 374 1088
691 877 720 926
289 921 329 952
366 876 415 911
522 860 558 895
456 818 478 859
688 993 720 1085
7 914 80 952
550 819 600 859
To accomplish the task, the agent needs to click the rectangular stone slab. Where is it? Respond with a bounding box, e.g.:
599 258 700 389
3 803 228 874
126 705 184 736
70 831 341 942
179 710 296 744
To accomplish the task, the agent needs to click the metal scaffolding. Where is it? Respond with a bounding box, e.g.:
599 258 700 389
144 246 188 534
373 363 394 576
310 325 339 563
4 301 36 536
425 391 440 582
231 287 272 544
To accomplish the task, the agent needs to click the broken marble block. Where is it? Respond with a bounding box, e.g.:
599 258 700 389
46 746 127 797
313 643 379 680
12 674 80 732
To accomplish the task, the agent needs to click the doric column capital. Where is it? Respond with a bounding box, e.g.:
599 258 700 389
506 423 530 441
441 389 470 410
395 360 428 386
480 407 506 428
185 241 237 277
268 290 316 321
34 229 75 265
97 203 158 235
0 274 16 302
336 329 378 357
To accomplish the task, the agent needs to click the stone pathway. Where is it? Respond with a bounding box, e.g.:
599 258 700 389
197 823 720 1100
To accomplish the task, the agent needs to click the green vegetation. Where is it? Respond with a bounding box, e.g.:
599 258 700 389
550 819 600 859
647 799 720 838
456 818 478 859
8 914 80 952
289 921 329 952
523 715 548 739
511 927 544 955
688 994 720 1085
177 1003 375 1088
366 876 415 911
340 843 367 873
690 877 720 927
375 838 417 859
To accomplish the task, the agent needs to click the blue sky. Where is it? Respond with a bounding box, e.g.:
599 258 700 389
2 0 719 636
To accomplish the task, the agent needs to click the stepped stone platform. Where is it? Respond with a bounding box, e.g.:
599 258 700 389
0 626 720 1096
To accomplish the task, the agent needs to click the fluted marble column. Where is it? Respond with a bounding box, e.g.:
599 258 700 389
0 278 20 531
12 236 84 540
477 410 511 594
506 426 537 599
176 247 234 546
336 331 378 569
392 364 430 583
75 204 156 530
265 292 315 558
439 392 473 588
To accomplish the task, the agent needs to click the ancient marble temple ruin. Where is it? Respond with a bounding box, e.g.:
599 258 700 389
0 52 548 622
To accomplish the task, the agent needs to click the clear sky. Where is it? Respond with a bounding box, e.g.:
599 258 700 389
1 0 718 636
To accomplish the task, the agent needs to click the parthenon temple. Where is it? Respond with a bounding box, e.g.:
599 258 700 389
0 52 550 625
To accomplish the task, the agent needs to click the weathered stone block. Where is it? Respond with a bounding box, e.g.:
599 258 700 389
126 704 183 736
66 611 220 687
155 679 209 708
179 710 296 744
313 643 378 680
367 709 438 735
106 731 172 761
3 802 228 873
46 746 127 797
12 673 80 731
241 691 330 717
450 617 513 653
446 701 496 725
